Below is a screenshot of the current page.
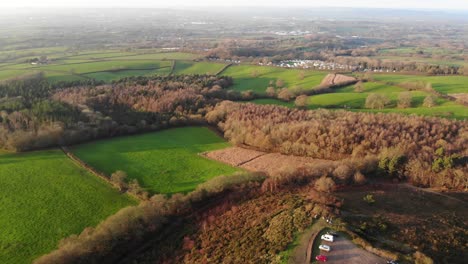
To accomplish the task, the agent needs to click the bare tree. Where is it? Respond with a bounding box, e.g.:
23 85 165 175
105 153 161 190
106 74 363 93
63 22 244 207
365 93 390 109
314 176 336 193
110 170 127 191
266 86 276 97
277 88 292 101
423 95 437 107
276 79 285 88
398 92 413 108
354 81 364 93
294 95 308 109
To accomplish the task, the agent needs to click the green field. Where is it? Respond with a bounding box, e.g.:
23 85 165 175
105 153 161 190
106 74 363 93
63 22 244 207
0 50 200 82
244 81 467 120
173 61 226 75
0 150 135 264
308 82 467 119
222 65 327 94
71 127 239 194
373 74 468 94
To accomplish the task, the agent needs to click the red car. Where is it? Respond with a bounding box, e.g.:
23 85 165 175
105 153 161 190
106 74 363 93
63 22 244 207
316 255 328 262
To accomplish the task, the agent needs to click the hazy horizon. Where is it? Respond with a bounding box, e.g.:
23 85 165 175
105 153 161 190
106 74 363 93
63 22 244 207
2 0 468 10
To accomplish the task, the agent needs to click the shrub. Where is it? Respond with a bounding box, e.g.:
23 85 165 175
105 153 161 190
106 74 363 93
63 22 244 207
294 95 308 109
365 93 390 109
353 171 366 184
398 91 412 108
314 176 336 193
265 86 276 97
277 88 293 101
110 170 127 191
354 81 364 93
423 95 437 107
363 194 375 205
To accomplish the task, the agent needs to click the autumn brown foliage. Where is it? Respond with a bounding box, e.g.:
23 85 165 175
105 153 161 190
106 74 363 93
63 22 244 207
207 101 467 189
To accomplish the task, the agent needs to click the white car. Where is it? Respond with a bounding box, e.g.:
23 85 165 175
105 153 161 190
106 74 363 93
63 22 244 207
321 234 334 242
319 244 331 252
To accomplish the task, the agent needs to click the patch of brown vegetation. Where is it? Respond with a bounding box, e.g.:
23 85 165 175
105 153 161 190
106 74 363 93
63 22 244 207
450 93 468 105
204 146 332 176
242 153 332 176
203 146 266 166
320 73 357 86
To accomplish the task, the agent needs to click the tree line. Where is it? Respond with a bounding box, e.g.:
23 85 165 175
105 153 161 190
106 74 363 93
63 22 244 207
206 101 467 190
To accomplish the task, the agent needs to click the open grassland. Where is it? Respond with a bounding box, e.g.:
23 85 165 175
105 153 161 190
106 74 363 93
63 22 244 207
373 74 468 94
0 50 199 82
308 82 467 119
38 60 172 74
0 150 135 264
310 81 420 108
359 102 468 120
0 60 173 82
244 82 466 119
173 61 226 75
222 65 327 93
71 127 239 194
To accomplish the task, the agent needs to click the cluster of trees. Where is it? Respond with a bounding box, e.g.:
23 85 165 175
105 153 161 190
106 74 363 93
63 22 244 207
207 101 467 189
0 75 236 151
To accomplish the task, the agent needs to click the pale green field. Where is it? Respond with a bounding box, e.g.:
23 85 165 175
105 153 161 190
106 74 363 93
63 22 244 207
174 61 226 75
222 65 327 93
373 74 468 94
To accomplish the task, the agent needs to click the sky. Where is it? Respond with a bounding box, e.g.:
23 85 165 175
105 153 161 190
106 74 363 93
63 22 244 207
2 0 468 10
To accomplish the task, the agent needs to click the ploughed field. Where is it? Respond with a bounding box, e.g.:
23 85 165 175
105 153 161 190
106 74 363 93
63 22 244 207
0 150 136 264
70 127 240 194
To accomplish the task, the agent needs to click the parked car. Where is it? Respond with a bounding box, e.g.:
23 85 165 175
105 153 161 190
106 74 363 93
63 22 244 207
316 255 328 262
387 261 398 264
327 231 338 236
319 244 331 252
321 234 334 242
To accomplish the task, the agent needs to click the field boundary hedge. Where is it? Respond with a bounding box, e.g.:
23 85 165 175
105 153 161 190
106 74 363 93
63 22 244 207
60 146 142 201
215 63 233 76
168 60 176 75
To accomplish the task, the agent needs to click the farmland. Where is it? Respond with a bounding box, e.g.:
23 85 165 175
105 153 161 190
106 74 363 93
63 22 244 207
373 74 468 94
0 150 136 264
70 127 240 194
305 81 468 119
173 61 226 75
222 65 327 93
0 50 201 82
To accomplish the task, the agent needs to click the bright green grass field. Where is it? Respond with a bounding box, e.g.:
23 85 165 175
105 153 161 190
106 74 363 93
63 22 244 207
222 65 327 94
308 82 467 119
174 61 226 75
71 127 239 194
0 150 135 264
373 74 468 94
